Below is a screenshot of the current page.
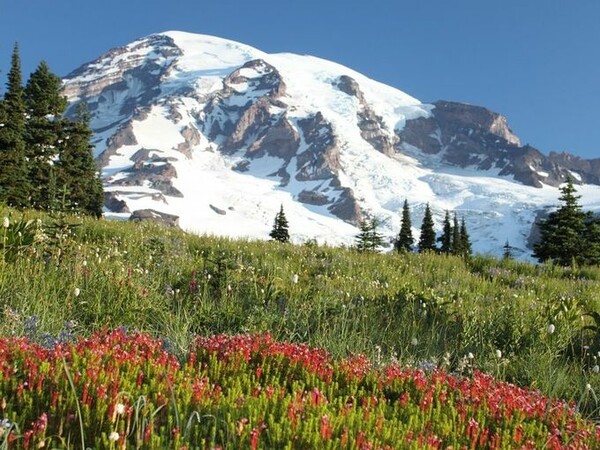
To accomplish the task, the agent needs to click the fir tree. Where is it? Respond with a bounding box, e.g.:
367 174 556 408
269 205 290 243
355 217 384 252
0 43 30 206
24 61 68 209
459 217 472 257
533 177 587 266
55 103 104 217
503 240 513 260
395 199 414 252
451 213 461 254
418 203 437 253
438 210 452 254
583 218 600 266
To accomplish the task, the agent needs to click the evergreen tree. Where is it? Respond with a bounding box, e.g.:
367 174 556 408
418 203 437 253
269 204 290 243
55 103 104 217
25 61 67 117
458 217 472 257
395 199 414 252
355 219 372 252
24 61 68 209
355 217 384 252
503 240 513 260
451 213 461 254
368 217 384 252
582 218 600 266
533 177 587 266
438 210 452 254
0 43 30 206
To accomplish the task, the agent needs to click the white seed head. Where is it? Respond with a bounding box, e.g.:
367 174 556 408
495 349 502 359
109 431 120 442
411 337 418 346
2 217 8 229
292 274 299 284
468 352 474 360
115 403 125 415
586 383 592 391
73 288 81 297
547 324 556 335
592 365 600 374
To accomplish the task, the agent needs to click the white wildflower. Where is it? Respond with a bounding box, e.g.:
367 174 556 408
411 337 418 346
73 287 81 297
468 352 474 360
2 217 8 229
292 274 299 284
593 365 600 374
109 431 120 442
115 403 126 415
547 324 555 335
495 349 502 359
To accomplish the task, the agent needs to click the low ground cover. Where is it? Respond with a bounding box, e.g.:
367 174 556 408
1 330 598 449
0 209 600 447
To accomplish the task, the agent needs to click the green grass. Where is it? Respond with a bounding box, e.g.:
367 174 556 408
1 208 599 419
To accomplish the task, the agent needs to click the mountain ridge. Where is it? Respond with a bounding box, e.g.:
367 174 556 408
61 31 600 258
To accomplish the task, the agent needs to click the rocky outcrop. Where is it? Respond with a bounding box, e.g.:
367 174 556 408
204 59 287 146
397 100 581 188
112 161 183 197
298 190 329 206
176 125 202 158
294 112 362 223
246 115 300 160
224 59 287 98
335 75 395 156
97 122 138 166
104 192 129 213
129 209 180 227
547 152 600 185
328 187 362 225
296 112 340 181
209 204 227 215
63 35 180 120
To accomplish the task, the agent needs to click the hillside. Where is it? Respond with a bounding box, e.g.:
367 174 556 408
0 210 599 420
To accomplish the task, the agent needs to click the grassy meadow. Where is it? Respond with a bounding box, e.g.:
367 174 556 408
1 208 599 448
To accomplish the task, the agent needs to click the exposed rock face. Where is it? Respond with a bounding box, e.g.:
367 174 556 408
298 190 329 206
129 209 180 227
63 35 181 124
205 59 299 165
112 161 183 197
104 192 129 213
209 204 227 215
177 125 202 158
97 122 138 166
335 75 395 156
547 152 600 185
398 100 583 188
328 187 363 224
296 112 340 181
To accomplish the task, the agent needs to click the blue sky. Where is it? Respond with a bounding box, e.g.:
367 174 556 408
1 0 598 158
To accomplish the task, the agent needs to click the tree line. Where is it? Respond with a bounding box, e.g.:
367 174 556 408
271 178 600 267
0 44 103 216
269 199 473 257
392 200 471 256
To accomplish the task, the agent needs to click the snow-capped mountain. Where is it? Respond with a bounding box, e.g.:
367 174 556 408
62 31 600 258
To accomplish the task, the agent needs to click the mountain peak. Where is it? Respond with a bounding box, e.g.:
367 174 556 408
61 31 600 259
